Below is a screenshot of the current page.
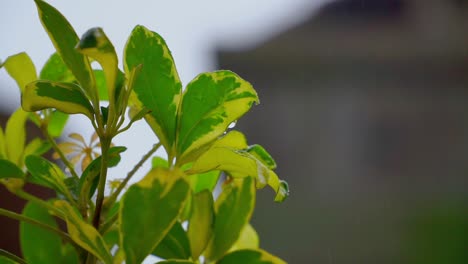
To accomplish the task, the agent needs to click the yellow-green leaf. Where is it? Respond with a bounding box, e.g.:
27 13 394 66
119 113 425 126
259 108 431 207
124 25 182 156
120 168 190 264
40 53 74 82
34 0 95 98
188 190 214 260
176 71 258 163
23 81 94 119
216 249 286 264
2 52 37 93
228 224 259 252
189 131 289 202
152 221 191 260
158 260 195 264
5 109 28 166
205 178 255 261
23 138 51 158
25 155 73 201
77 28 119 113
53 200 112 264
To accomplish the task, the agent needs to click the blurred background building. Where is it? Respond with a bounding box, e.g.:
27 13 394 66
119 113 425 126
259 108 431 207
217 0 468 263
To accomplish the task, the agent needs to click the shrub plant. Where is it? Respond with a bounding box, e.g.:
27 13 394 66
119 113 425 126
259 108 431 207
0 1 289 263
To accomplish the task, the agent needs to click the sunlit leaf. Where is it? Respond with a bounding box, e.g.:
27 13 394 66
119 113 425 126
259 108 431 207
25 155 72 199
228 224 259 252
34 0 95 98
40 52 74 82
190 131 289 202
205 177 256 261
53 200 112 264
153 221 191 260
176 71 258 163
5 109 28 166
20 201 78 264
23 81 94 119
124 25 182 156
120 168 190 264
188 190 214 260
216 249 286 264
2 52 37 93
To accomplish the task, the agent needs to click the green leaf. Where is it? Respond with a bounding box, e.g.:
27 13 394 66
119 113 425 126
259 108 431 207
47 110 69 138
176 70 259 163
153 221 191 260
247 144 277 170
2 52 37 93
216 249 286 264
188 170 220 194
0 159 24 179
76 28 122 114
205 177 256 261
23 138 51 157
228 224 259 252
5 109 28 166
40 52 74 82
25 155 72 199
23 80 94 119
190 131 289 202
157 260 195 264
0 256 18 264
20 201 78 264
0 127 5 159
94 70 108 100
120 168 190 264
79 146 126 199
53 200 112 264
34 0 95 97
188 190 214 260
124 25 182 156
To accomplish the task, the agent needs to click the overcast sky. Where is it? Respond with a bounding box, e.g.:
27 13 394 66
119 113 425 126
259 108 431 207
0 2 327 235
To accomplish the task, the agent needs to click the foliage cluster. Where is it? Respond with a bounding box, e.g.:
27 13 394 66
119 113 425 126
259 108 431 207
0 1 289 263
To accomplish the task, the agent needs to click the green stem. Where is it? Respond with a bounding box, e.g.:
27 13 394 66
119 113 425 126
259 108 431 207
41 126 79 180
104 142 161 209
15 190 64 219
92 137 111 228
0 208 75 246
0 249 26 264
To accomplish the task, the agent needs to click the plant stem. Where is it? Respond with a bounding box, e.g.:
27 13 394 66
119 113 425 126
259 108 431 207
104 142 161 208
92 137 111 228
41 126 79 180
0 208 75 246
15 190 64 219
0 249 26 264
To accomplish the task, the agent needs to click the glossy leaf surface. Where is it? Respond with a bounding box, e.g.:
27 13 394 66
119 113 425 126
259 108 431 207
23 81 94 119
216 249 286 264
176 71 258 162
205 177 256 261
2 52 37 93
120 168 189 264
188 190 214 260
54 200 112 263
153 221 191 260
124 25 182 155
34 0 95 96
20 202 78 264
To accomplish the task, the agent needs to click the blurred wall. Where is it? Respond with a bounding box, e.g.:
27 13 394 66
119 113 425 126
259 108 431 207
217 0 468 263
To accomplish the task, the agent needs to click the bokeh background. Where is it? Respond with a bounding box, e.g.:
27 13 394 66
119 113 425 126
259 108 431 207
1 0 468 263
